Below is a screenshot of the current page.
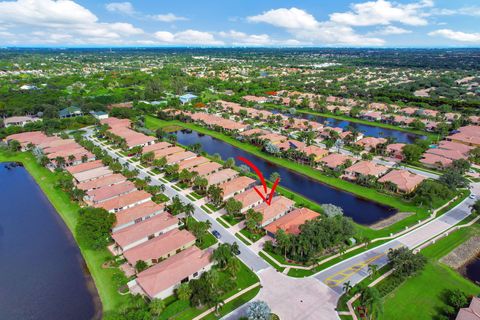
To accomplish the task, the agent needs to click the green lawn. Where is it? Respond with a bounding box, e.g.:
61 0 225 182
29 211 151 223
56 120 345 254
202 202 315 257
145 115 437 239
381 224 480 320
159 259 259 320
240 228 263 243
0 150 128 312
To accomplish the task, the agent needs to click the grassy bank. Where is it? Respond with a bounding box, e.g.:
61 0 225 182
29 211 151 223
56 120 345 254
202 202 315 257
145 115 434 239
381 223 480 320
0 150 127 313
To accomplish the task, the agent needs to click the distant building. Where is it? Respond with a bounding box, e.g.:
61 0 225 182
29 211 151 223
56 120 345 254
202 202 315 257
59 106 83 118
3 115 41 127
179 93 198 104
90 111 109 120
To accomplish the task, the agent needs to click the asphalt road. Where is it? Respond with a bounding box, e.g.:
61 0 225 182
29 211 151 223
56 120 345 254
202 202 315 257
315 194 475 294
84 130 270 273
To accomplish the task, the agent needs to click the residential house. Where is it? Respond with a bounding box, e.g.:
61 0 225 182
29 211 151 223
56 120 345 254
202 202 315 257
112 212 180 252
123 229 196 266
343 161 389 180
114 201 165 231
378 169 426 193
255 196 295 227
3 115 41 127
219 176 256 200
264 207 320 237
59 106 83 118
94 190 151 213
133 246 213 299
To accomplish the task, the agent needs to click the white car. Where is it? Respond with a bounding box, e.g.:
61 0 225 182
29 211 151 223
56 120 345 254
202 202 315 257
469 194 476 199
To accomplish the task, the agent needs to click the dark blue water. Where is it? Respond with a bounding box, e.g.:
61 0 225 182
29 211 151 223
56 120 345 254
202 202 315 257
175 130 397 225
269 108 425 144
465 257 480 285
0 163 98 320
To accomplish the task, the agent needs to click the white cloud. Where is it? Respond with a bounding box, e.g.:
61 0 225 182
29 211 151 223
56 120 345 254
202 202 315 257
248 7 318 30
431 6 480 17
428 29 480 43
150 13 188 22
0 0 144 44
247 7 384 46
330 0 433 26
218 30 302 46
105 2 135 15
154 29 224 45
369 26 412 35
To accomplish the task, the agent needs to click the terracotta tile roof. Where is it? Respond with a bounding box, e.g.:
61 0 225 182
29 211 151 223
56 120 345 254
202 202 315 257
300 145 329 158
219 176 256 197
205 168 239 186
378 169 426 193
76 174 126 191
86 181 136 203
426 148 468 161
239 128 270 137
254 196 295 226
123 229 196 265
142 142 172 153
153 146 184 159
94 190 151 212
456 297 480 320
356 137 387 149
420 153 453 167
319 153 354 169
72 166 113 183
101 117 131 128
66 160 104 174
39 138 75 150
264 207 320 235
165 151 197 165
234 187 269 210
5 131 47 144
112 212 179 249
136 246 212 298
192 162 223 176
178 156 210 170
114 201 165 228
345 161 389 177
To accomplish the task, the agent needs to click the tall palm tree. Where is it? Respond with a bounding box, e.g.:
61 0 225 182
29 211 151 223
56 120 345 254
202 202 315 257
184 203 195 218
368 264 378 279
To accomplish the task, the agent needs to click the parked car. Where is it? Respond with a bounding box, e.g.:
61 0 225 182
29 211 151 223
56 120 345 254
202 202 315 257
212 230 221 239
469 194 476 199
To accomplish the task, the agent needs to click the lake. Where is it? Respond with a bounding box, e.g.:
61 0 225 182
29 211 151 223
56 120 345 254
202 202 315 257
464 256 480 285
0 163 99 320
174 130 397 225
268 108 425 144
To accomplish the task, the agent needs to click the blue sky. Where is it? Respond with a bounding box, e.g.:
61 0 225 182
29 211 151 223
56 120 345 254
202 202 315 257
0 0 479 47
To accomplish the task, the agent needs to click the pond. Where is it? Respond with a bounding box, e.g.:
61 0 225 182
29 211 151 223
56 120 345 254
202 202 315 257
464 256 480 285
174 130 397 225
268 108 426 144
0 163 99 320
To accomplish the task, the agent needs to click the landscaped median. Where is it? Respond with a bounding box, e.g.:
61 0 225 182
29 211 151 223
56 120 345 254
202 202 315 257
0 150 128 313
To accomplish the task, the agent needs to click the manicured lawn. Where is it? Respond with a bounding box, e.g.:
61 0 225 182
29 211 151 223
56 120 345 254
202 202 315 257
240 228 263 243
0 150 128 312
190 191 204 200
258 251 285 273
216 217 230 228
201 205 212 213
222 214 242 226
381 224 480 320
198 231 218 250
145 116 435 239
206 203 222 212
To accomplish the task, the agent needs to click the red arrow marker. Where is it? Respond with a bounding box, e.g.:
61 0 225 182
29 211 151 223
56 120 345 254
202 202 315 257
237 156 280 206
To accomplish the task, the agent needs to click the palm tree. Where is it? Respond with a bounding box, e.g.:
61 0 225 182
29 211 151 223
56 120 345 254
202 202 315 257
184 203 195 218
368 264 379 279
227 258 241 279
342 281 353 295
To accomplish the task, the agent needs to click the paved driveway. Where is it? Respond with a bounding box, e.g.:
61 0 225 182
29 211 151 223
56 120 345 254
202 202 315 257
224 268 340 320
